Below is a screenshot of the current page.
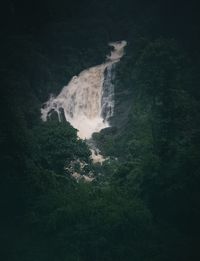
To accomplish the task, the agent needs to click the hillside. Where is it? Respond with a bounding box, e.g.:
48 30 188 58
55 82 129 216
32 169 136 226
1 1 200 260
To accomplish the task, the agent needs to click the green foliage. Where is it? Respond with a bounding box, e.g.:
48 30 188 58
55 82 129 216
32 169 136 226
1 1 200 260
28 181 156 261
32 120 90 173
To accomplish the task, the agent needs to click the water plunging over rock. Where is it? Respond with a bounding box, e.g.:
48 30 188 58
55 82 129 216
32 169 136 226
41 41 126 139
41 41 126 165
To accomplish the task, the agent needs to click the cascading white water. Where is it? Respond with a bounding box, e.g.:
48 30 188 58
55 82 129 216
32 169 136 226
41 41 127 140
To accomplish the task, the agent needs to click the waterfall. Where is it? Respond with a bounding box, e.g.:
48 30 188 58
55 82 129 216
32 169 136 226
41 41 127 140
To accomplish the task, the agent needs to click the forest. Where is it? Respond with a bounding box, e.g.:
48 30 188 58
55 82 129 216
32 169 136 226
1 0 200 260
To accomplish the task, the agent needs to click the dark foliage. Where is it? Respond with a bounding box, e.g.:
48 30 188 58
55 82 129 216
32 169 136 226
1 0 200 260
